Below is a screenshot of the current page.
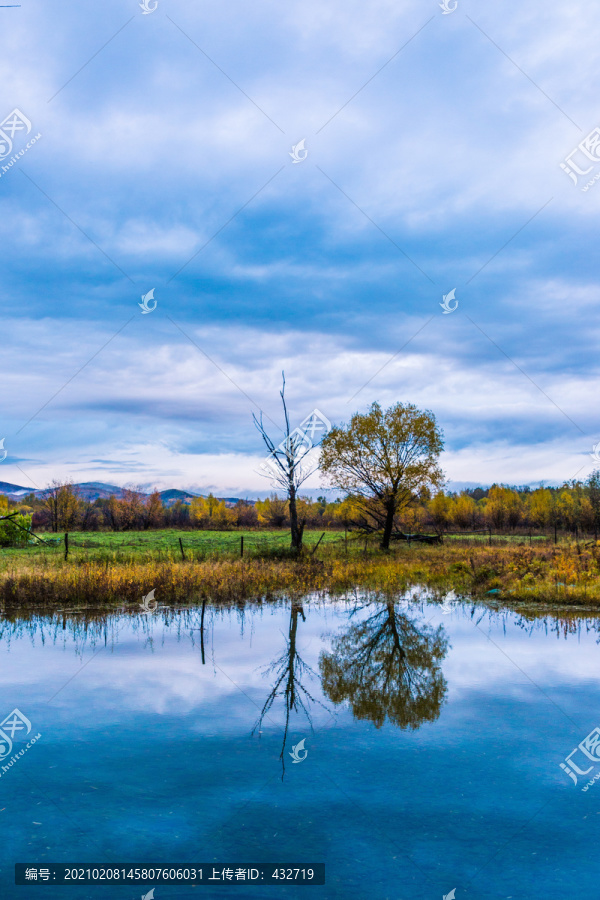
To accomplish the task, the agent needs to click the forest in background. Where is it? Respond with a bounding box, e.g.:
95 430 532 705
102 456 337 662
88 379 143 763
2 472 600 543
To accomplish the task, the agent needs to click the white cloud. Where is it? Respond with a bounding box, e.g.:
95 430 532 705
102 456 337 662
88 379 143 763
1 312 598 491
1 0 600 490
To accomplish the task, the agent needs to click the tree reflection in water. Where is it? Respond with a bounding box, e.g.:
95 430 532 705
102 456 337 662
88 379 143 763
320 600 449 729
253 600 329 778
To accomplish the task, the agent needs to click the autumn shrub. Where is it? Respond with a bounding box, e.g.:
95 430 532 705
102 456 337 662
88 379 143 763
0 514 32 548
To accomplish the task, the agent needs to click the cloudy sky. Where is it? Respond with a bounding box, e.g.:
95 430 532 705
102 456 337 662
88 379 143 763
1 0 599 496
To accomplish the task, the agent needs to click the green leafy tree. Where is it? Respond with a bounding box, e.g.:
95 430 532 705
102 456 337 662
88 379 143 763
0 497 33 547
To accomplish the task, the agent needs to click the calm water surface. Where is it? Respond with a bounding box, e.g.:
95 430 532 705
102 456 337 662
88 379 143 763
1 595 600 899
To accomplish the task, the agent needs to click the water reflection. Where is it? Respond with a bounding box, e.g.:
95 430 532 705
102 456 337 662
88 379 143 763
253 600 329 777
320 600 449 729
2 596 600 754
3 597 600 898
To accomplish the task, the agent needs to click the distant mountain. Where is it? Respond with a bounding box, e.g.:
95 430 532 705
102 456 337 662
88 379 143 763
35 482 129 502
159 488 201 507
0 481 31 496
0 481 251 505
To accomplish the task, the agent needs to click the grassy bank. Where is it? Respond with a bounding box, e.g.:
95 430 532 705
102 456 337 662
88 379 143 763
1 529 600 608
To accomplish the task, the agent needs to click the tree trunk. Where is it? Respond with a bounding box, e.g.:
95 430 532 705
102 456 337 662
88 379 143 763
289 486 304 551
381 501 395 550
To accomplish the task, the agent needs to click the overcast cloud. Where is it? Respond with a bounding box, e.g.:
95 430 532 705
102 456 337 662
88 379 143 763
1 0 598 494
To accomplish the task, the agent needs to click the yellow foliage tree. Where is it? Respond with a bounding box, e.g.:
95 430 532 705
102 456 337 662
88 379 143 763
255 494 289 528
484 486 522 530
527 488 554 528
190 494 236 529
449 493 477 530
428 491 451 532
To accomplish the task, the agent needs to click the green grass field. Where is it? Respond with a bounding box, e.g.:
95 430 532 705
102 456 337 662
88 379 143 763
0 528 348 568
0 527 572 572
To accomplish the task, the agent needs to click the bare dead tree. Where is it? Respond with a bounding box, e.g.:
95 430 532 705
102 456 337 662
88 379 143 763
252 602 327 779
253 373 318 552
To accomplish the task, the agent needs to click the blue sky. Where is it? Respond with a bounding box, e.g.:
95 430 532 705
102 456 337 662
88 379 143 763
1 0 599 496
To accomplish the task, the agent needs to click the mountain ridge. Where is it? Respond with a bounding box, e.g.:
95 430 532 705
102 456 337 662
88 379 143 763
0 481 252 506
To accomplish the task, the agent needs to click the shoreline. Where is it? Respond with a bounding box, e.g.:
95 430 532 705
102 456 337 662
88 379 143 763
2 536 600 609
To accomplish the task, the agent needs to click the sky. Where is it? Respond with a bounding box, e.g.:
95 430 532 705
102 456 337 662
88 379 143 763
1 0 599 497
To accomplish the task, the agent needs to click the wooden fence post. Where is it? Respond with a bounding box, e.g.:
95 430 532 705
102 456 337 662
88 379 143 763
64 532 69 561
240 535 244 558
311 532 325 556
179 537 186 561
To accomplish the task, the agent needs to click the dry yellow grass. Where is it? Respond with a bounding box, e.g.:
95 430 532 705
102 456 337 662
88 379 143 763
2 539 600 608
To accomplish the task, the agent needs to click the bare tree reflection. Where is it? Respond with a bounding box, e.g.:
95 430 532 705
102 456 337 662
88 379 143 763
200 595 207 664
319 601 448 729
253 601 327 778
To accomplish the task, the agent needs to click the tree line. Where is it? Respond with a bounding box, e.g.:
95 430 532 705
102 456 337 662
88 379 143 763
396 478 600 536
3 392 599 550
3 476 600 543
0 484 351 536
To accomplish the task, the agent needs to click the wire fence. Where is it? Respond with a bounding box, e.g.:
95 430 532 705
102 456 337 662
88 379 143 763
47 529 344 562
4 526 598 562
12 528 370 563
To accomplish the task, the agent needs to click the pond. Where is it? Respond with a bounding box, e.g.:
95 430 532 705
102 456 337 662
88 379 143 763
1 594 600 899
